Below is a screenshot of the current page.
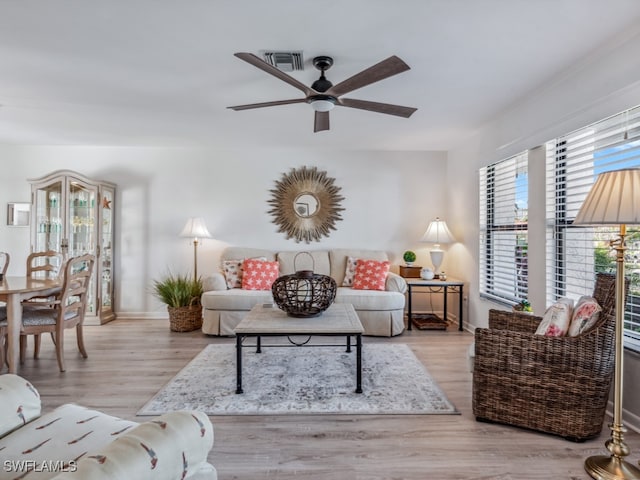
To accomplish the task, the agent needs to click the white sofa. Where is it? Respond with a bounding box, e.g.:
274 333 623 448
0 374 216 480
201 247 407 337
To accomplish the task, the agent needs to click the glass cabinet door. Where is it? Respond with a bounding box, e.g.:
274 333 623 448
68 180 98 257
99 185 115 321
33 180 64 252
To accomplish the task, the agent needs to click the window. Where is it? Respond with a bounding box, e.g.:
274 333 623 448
479 152 529 304
546 105 640 351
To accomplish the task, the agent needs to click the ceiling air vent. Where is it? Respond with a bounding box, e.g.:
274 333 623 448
262 51 304 71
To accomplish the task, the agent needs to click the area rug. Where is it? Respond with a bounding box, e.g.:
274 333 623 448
137 343 458 416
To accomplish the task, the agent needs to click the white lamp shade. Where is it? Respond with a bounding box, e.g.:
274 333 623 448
574 168 640 225
420 217 455 246
179 217 212 239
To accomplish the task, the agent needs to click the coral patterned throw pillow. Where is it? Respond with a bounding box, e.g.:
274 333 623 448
352 259 390 291
241 259 280 291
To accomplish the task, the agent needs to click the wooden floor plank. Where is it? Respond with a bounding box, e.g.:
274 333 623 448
9 319 640 479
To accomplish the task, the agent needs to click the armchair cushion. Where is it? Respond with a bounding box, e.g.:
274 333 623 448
0 374 41 438
535 297 573 336
568 296 602 336
52 411 214 480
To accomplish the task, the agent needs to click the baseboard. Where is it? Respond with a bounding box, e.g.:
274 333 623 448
88 312 168 321
607 401 640 433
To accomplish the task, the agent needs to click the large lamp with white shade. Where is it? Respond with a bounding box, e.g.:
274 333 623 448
573 168 640 480
179 217 212 281
420 217 455 279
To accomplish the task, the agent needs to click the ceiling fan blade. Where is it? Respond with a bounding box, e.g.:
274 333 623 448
227 98 307 111
234 52 314 96
326 56 410 97
314 111 330 132
338 98 417 118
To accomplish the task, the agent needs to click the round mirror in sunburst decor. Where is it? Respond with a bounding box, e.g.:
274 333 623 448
268 166 345 243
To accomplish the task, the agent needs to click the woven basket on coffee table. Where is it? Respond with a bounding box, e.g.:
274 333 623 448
168 305 203 332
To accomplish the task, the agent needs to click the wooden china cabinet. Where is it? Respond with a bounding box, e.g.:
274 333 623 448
29 170 116 324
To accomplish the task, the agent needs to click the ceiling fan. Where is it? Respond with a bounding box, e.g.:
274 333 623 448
227 52 417 132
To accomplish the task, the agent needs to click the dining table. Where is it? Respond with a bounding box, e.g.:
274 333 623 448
0 276 62 373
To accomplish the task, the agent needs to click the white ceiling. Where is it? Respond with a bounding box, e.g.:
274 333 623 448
1 0 640 151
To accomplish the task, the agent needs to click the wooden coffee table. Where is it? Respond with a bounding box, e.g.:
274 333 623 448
233 303 365 394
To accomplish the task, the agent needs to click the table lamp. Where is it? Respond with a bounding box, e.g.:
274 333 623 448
420 217 455 278
574 167 640 480
179 217 212 281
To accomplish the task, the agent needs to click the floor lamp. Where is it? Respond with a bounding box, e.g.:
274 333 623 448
179 217 212 281
574 168 640 480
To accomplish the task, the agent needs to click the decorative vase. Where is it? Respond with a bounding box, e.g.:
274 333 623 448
420 268 435 280
271 252 337 318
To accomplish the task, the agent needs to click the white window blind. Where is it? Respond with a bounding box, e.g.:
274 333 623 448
546 105 640 350
479 152 529 304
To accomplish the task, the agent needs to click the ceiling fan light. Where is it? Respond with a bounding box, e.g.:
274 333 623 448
310 99 335 112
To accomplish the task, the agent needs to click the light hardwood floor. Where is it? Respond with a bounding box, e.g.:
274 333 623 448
10 319 640 480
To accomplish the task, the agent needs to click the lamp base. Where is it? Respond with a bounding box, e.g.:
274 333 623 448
585 455 640 480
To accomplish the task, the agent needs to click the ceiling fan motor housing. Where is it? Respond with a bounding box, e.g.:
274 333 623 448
311 56 334 92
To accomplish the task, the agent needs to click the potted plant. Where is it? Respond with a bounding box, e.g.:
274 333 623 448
152 272 204 332
403 250 417 266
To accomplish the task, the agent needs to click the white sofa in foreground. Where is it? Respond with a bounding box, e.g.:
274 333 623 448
201 247 407 337
0 374 216 480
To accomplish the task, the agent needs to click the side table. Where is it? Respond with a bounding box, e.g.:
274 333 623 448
405 278 464 331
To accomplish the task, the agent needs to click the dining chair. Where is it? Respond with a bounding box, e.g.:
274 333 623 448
0 251 9 276
20 250 66 358
26 250 64 279
1 254 95 372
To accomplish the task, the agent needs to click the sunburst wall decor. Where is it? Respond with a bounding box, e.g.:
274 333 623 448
268 166 345 243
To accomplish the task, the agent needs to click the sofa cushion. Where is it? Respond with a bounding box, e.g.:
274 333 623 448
342 256 358 287
335 287 405 311
222 256 268 289
0 374 41 439
221 247 275 263
241 259 279 290
329 249 389 286
0 403 137 479
276 251 330 276
52 411 214 480
353 259 390 291
202 289 273 310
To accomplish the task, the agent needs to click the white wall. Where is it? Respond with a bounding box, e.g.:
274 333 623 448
0 146 447 316
447 26 640 428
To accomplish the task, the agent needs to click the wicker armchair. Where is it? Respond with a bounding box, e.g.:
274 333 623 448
472 273 621 441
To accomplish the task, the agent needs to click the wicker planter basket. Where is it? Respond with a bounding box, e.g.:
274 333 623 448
168 305 203 332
